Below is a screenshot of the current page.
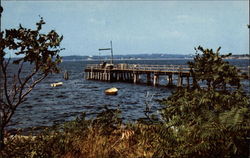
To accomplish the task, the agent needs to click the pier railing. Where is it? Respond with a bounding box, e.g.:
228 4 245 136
86 64 249 74
85 64 190 72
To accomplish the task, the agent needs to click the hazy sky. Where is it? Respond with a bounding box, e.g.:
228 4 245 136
2 1 249 56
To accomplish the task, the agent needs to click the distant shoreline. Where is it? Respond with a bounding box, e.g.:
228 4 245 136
62 58 249 62
62 58 193 61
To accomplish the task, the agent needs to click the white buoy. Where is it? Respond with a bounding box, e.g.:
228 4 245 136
51 82 63 87
104 87 118 95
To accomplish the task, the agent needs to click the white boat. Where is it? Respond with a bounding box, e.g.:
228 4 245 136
105 87 118 95
51 82 63 87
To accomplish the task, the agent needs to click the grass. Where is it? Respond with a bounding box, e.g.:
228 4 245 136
1 109 160 158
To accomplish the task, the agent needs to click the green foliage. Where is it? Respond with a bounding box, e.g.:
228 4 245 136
159 46 250 157
92 106 122 135
0 17 63 74
160 88 249 157
188 46 241 90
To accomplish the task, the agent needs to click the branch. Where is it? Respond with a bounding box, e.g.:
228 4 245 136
20 73 47 102
18 69 39 102
8 74 18 103
1 58 12 107
3 58 11 70
5 73 48 127
17 61 24 85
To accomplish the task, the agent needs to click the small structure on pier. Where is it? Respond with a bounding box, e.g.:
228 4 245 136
84 64 191 87
98 41 114 64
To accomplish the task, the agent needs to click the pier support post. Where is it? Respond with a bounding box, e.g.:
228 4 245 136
85 72 88 79
153 74 159 86
123 72 126 81
116 72 119 81
90 71 93 79
105 72 108 81
133 73 136 83
101 72 104 80
95 72 98 80
98 72 100 80
110 72 113 82
138 74 141 83
121 72 124 81
177 73 183 87
114 72 117 82
147 73 151 85
88 72 90 80
167 74 173 86
107 72 111 82
133 73 139 84
128 72 132 82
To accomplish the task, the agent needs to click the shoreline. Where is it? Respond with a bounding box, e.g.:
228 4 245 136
62 58 250 62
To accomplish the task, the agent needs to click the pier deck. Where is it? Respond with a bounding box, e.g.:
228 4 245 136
84 64 249 87
84 64 192 87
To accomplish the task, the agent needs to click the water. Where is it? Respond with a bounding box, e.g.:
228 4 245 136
6 59 249 130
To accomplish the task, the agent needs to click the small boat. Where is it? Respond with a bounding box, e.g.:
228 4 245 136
105 87 118 95
51 82 63 87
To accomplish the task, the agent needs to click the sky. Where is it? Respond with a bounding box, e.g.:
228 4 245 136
1 1 249 56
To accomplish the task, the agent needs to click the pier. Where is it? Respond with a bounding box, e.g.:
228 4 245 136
84 64 192 87
84 64 249 87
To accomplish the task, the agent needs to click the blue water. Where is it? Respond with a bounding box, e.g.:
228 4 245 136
6 59 249 130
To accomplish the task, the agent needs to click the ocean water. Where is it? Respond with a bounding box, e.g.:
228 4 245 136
6 59 249 130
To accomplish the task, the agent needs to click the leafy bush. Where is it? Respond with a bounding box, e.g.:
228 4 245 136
159 46 250 157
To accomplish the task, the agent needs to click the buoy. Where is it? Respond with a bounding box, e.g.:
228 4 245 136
51 82 63 87
105 87 118 95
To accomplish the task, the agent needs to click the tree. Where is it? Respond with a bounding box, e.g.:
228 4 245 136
188 46 241 90
0 18 63 150
159 46 250 157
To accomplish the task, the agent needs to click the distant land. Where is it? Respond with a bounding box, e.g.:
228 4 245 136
61 54 250 61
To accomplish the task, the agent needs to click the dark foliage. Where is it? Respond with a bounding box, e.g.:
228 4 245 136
188 46 241 90
159 46 250 157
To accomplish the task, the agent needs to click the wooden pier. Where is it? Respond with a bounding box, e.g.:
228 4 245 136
84 64 249 87
84 64 192 87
